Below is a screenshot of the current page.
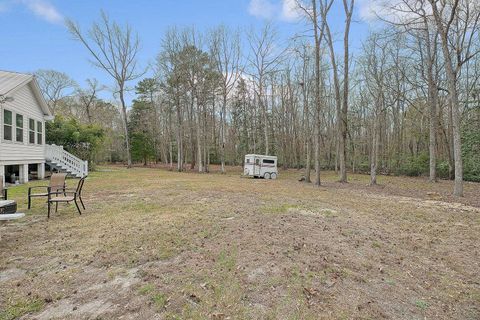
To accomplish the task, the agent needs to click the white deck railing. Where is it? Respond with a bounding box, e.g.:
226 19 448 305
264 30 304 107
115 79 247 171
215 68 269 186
45 144 88 177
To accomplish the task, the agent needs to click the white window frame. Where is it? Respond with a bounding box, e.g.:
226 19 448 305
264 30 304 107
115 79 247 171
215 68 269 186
37 120 43 145
15 113 24 143
3 108 13 142
2 109 27 145
29 118 36 144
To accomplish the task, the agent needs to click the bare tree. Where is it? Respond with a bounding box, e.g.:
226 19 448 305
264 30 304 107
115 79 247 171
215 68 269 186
341 0 355 182
295 0 327 186
317 0 354 183
66 11 144 168
294 43 313 182
77 78 104 124
311 0 325 186
362 33 388 185
247 23 284 156
428 0 480 196
420 19 440 182
34 69 76 115
157 28 185 171
210 25 242 174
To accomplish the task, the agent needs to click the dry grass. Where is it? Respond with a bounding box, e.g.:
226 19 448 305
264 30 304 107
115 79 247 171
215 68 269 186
0 166 479 319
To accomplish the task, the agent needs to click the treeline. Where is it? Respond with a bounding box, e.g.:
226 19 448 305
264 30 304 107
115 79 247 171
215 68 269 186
36 70 126 166
39 1 479 197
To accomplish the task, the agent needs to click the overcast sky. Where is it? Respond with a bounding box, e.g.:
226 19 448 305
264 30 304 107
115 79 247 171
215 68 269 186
1 0 376 104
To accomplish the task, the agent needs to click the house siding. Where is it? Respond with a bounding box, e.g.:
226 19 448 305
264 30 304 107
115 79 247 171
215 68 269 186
0 83 46 162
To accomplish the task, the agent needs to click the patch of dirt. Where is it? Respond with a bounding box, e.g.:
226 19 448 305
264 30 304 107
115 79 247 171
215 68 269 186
321 174 480 208
0 268 26 282
33 267 140 320
365 193 480 213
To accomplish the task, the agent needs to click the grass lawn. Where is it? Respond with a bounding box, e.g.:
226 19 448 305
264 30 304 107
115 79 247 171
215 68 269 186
1 166 479 319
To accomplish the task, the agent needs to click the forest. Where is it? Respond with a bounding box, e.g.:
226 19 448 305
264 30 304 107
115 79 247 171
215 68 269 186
36 0 480 197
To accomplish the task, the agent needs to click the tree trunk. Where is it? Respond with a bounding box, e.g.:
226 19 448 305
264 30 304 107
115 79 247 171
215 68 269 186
306 139 311 182
313 0 321 186
423 21 438 182
427 67 438 182
263 94 269 155
119 91 132 168
370 110 379 185
302 80 312 183
339 0 353 183
175 94 183 172
430 0 463 196
220 93 227 173
196 99 203 173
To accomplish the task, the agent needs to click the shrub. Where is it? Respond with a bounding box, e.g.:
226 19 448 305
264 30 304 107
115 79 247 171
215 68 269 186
436 161 451 179
46 116 104 169
354 160 371 174
462 123 480 182
396 153 429 177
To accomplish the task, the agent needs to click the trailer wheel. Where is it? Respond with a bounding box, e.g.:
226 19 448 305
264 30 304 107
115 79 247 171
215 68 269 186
264 172 271 179
270 173 277 180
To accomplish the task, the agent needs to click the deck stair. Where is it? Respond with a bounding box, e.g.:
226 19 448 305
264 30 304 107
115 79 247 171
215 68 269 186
45 144 88 178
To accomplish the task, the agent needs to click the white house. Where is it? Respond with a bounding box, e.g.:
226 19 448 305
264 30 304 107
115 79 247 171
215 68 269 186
0 70 88 186
0 70 52 185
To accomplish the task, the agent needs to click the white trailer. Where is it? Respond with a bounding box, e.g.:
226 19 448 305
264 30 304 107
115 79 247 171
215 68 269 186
243 154 278 179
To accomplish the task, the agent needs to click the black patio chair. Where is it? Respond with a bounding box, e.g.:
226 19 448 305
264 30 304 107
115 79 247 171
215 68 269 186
47 176 86 218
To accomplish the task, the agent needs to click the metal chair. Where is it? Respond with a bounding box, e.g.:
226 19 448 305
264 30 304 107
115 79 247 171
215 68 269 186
47 177 86 218
28 173 67 209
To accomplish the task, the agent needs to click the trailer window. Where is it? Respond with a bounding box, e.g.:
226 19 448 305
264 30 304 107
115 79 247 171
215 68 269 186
246 158 250 164
263 159 275 164
255 159 260 165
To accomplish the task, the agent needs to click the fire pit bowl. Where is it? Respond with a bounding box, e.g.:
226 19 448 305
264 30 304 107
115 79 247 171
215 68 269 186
0 200 17 215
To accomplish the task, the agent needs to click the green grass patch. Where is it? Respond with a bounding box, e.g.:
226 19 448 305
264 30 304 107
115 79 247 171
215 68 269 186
371 241 382 248
216 249 236 272
138 283 155 295
0 298 45 320
137 283 168 310
320 209 337 217
261 203 300 214
152 293 168 309
415 299 428 310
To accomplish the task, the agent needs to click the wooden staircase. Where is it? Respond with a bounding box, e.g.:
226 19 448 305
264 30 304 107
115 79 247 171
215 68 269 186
45 144 88 178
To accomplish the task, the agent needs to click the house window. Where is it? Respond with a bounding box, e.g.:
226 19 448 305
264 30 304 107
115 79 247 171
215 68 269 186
29 119 35 144
37 121 43 145
3 109 12 141
16 114 23 142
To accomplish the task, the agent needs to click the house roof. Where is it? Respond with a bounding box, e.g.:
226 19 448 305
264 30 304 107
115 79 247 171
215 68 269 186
0 70 52 118
0 70 33 95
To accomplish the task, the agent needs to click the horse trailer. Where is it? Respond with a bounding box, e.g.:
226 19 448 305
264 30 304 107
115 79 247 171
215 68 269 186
243 154 278 179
